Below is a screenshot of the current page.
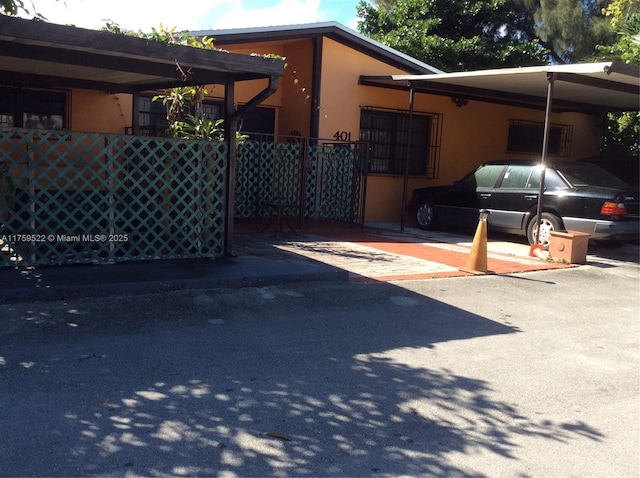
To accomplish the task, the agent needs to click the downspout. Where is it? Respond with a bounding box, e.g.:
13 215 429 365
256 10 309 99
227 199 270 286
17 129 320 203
224 75 280 256
131 90 140 135
229 76 280 123
310 36 323 139
533 72 556 246
400 81 415 232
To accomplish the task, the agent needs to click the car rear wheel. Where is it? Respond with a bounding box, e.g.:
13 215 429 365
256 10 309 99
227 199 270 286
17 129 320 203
416 202 438 230
527 212 561 248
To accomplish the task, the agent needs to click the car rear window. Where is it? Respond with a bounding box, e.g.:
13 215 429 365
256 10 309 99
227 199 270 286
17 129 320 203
529 167 568 190
555 163 631 189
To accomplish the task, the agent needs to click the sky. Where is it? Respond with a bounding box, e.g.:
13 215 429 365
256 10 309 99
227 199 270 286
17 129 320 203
21 0 366 32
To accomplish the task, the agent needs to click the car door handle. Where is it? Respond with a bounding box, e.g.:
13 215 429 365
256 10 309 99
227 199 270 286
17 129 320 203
479 193 492 199
524 195 538 200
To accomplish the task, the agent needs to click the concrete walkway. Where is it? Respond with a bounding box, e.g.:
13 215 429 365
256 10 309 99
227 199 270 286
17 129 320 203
0 220 618 303
270 222 570 282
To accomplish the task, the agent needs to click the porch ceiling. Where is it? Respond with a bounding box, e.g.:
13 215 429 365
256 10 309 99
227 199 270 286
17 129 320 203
360 62 639 113
0 15 284 93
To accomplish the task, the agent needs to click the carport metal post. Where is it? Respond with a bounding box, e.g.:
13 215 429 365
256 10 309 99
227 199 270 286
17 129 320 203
400 81 416 232
534 72 556 245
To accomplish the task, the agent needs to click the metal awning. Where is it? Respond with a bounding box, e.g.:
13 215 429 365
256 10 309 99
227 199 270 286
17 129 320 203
0 15 285 93
360 62 639 113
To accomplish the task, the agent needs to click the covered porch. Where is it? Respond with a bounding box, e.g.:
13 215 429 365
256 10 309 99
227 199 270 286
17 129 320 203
0 15 284 267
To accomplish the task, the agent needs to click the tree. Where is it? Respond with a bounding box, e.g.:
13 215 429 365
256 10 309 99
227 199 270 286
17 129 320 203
597 0 640 63
1 0 48 18
510 0 616 64
596 0 640 155
0 0 22 15
360 1 620 67
357 0 549 72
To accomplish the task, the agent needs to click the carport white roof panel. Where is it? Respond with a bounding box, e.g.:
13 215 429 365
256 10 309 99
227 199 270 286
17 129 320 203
360 62 639 112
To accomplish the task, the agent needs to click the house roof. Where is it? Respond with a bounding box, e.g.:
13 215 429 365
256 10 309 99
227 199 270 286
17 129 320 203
0 15 284 93
192 22 443 75
360 62 640 113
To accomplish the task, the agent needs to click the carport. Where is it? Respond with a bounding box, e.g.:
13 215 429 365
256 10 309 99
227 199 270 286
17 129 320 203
0 15 285 263
360 61 640 235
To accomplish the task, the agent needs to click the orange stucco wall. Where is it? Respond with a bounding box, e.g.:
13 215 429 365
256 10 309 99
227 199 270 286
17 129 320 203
62 36 601 224
70 90 133 134
316 38 601 222
206 39 312 137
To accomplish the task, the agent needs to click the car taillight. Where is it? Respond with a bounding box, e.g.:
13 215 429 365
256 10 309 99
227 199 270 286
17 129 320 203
600 201 626 217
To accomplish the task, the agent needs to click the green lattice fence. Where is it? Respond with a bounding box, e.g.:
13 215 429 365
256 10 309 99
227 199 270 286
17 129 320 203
0 129 227 267
236 136 363 224
235 139 303 219
306 142 364 223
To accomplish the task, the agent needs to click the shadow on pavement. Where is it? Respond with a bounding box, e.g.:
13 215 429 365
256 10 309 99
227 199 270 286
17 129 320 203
0 279 604 476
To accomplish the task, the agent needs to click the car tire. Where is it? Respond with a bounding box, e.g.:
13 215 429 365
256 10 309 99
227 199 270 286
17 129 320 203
527 212 562 248
416 202 438 230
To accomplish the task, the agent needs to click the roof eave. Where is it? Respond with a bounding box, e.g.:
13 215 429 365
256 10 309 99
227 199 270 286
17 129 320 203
193 22 443 75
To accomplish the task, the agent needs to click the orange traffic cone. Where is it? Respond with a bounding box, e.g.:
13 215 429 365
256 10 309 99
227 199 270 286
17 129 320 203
529 243 548 260
461 213 493 275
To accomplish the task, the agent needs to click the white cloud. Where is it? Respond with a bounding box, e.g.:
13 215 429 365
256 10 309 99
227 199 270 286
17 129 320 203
206 0 322 29
26 0 231 31
24 0 358 31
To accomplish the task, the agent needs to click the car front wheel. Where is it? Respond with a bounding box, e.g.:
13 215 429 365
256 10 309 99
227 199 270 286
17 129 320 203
416 202 438 230
527 212 562 248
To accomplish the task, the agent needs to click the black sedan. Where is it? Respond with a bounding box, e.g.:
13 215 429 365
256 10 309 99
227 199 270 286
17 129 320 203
406 159 640 247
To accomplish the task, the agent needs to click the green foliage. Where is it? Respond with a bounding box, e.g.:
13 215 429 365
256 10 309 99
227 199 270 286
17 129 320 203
102 23 239 143
153 87 248 144
0 0 20 15
603 0 640 29
597 2 640 156
361 0 624 67
597 10 640 63
603 112 639 156
357 0 549 71
1 0 51 19
532 0 615 63
168 115 224 141
101 21 216 51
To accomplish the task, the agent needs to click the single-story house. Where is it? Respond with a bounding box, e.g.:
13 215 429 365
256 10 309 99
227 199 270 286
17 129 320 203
1 16 637 267
193 22 638 224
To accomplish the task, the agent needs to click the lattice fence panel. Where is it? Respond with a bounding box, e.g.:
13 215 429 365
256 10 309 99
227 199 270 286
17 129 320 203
235 140 273 218
235 140 302 218
0 129 227 267
309 143 362 223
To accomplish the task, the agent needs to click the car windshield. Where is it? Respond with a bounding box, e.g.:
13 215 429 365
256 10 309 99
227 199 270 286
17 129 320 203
555 163 632 189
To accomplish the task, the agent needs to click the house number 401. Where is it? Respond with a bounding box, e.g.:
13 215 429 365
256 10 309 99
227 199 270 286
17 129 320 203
333 131 352 141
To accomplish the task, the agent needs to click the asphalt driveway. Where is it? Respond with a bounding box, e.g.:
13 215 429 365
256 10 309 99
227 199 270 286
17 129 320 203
0 248 638 477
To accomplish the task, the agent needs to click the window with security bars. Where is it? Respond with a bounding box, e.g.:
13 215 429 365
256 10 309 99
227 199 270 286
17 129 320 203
359 108 440 177
0 87 66 130
507 119 572 156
